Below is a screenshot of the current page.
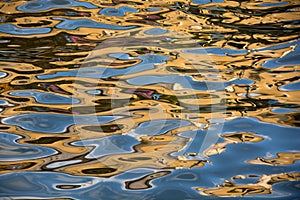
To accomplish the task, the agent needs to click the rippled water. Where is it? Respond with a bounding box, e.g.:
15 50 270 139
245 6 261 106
0 0 300 199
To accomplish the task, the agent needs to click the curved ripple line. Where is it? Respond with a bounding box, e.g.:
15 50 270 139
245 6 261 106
0 24 51 35
183 47 247 56
2 114 123 133
9 90 80 105
99 6 138 17
17 0 98 12
73 134 140 159
263 44 300 68
279 81 300 91
126 75 253 90
54 18 137 30
37 54 168 79
0 132 57 161
0 71 7 78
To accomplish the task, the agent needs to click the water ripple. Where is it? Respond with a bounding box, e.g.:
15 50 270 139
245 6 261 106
99 6 138 17
54 18 138 30
0 0 299 199
10 90 80 104
2 114 123 133
17 0 98 12
0 24 51 35
0 132 57 161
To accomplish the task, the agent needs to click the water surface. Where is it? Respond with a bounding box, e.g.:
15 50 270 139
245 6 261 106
0 0 299 199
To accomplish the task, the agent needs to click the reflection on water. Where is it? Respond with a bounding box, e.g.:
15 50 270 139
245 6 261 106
0 0 300 199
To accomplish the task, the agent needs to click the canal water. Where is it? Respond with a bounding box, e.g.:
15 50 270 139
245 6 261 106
0 0 299 199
